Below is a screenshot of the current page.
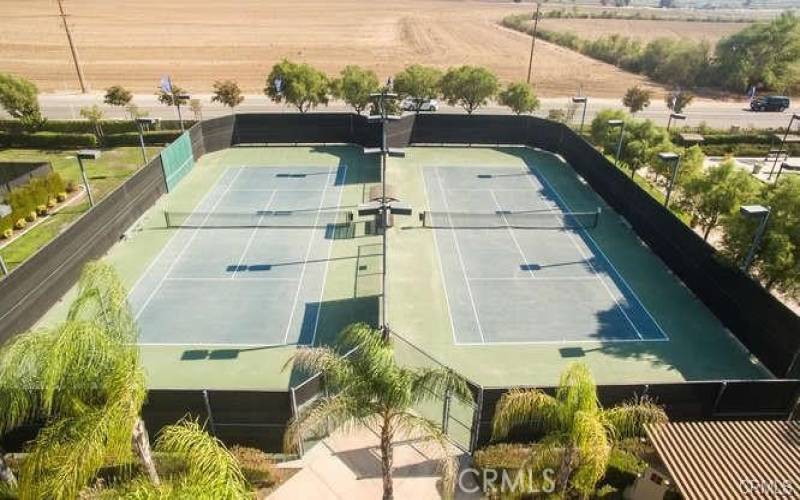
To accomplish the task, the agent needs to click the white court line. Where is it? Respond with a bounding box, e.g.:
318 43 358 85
283 165 337 344
521 170 644 340
228 188 328 193
421 169 459 347
454 337 671 346
434 167 487 343
134 168 245 321
309 164 348 347
140 341 293 348
525 167 669 340
489 189 536 279
469 276 598 282
165 277 298 282
128 168 234 299
230 189 277 279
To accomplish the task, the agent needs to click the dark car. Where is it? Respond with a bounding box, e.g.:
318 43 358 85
750 95 791 112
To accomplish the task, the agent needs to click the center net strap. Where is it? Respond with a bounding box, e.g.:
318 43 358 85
164 209 353 228
421 208 600 229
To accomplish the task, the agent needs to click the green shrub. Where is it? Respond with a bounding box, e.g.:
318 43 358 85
47 198 56 208
36 204 47 216
595 484 622 499
474 443 532 470
599 448 647 490
2 228 12 239
230 446 277 488
14 218 26 230
26 211 37 222
66 181 77 193
57 192 67 202
0 118 191 134
103 130 183 147
0 131 98 149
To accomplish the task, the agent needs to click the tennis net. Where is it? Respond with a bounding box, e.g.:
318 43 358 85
164 209 353 229
420 208 600 230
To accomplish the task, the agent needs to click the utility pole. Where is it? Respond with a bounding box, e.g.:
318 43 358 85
57 0 88 93
526 2 541 84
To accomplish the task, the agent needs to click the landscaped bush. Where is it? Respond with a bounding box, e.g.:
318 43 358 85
36 204 47 216
103 130 183 147
2 228 12 239
230 446 278 488
1 172 68 236
0 119 190 135
26 211 37 222
0 131 98 149
57 192 67 202
14 218 26 230
599 448 647 490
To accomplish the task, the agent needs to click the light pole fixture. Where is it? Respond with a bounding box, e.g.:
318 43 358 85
658 151 681 208
770 113 800 179
739 204 770 273
572 96 588 134
667 112 686 131
367 89 401 337
76 149 101 207
607 119 625 167
174 93 191 132
776 162 800 182
135 117 160 163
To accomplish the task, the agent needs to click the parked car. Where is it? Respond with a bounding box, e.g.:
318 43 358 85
400 97 439 112
750 95 791 112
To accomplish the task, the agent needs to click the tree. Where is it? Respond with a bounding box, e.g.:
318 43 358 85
666 90 695 114
499 82 540 115
393 65 442 113
332 65 379 115
682 159 761 240
211 80 244 110
491 363 667 497
0 262 160 498
80 104 104 139
622 86 651 114
156 84 189 107
439 65 499 114
590 110 672 179
103 85 133 112
722 176 800 294
0 73 44 130
265 59 329 113
714 13 800 92
284 323 471 500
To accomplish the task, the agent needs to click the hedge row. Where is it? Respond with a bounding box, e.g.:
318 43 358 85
0 119 191 135
0 130 182 149
698 143 800 157
1 172 70 236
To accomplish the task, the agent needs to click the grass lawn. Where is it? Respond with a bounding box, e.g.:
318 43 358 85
0 146 161 272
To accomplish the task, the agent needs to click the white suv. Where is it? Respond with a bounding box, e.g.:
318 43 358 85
400 97 439 112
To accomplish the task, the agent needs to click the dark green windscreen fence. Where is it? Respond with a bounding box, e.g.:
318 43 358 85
160 132 195 191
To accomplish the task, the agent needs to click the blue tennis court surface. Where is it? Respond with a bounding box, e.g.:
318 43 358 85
129 165 347 346
422 165 667 345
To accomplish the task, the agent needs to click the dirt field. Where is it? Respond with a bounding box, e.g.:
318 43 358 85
0 0 657 97
537 18 749 44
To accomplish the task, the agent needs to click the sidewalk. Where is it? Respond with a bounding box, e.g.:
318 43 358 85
270 425 479 500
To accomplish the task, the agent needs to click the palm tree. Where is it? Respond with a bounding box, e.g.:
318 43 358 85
284 323 472 500
0 262 160 498
491 362 667 497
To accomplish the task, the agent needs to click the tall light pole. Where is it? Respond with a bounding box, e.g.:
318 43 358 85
769 113 800 180
56 0 88 93
658 152 682 208
526 2 541 84
667 112 686 132
608 119 625 167
739 205 770 273
76 149 101 207
135 117 159 163
572 96 588 134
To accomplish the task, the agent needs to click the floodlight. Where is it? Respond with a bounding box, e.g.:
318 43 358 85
77 149 101 160
670 113 686 121
136 117 160 126
607 119 624 127
740 205 770 218
658 152 680 162
572 96 587 103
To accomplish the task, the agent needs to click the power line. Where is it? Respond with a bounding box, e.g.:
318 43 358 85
56 0 88 93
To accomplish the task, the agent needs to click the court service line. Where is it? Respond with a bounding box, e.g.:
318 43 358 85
454 336 671 346
128 167 235 300
309 163 348 347
165 277 299 282
469 276 598 282
134 168 245 321
420 169 460 347
525 168 668 340
434 167 487 344
521 171 644 340
489 189 536 279
230 189 277 279
283 165 337 344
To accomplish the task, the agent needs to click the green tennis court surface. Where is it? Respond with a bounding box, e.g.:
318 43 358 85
422 165 667 345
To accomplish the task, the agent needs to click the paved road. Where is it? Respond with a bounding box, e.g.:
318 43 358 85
3 93 797 130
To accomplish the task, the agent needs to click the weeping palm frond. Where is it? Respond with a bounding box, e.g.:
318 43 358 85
555 362 599 418
491 388 560 441
284 394 367 454
392 411 458 499
571 411 612 495
409 367 473 407
603 396 667 439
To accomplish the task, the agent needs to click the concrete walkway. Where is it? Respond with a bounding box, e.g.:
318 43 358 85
270 425 480 500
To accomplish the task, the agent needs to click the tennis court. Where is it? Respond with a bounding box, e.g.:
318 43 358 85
129 164 349 347
421 165 668 345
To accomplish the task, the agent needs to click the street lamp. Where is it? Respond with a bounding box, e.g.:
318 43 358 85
739 204 770 273
76 149 101 207
658 152 681 208
572 96 588 134
607 119 625 167
666 113 686 131
770 114 800 179
135 117 160 163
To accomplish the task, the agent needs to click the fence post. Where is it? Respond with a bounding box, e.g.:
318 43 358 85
289 387 305 456
469 386 484 453
202 389 217 436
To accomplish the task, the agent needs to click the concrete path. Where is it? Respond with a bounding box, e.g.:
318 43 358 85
270 425 481 500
